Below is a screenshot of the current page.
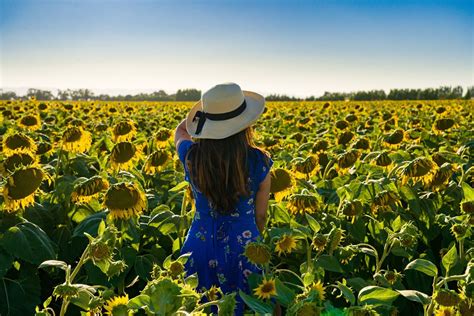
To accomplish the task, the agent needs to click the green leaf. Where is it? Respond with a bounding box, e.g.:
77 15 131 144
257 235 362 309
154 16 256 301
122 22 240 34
405 259 438 277
442 244 458 276
358 286 400 305
0 248 13 278
335 280 355 305
275 278 295 307
169 181 189 193
304 213 320 233
314 255 344 273
461 182 474 201
38 260 68 271
72 212 107 238
128 294 151 310
0 222 56 265
238 290 273 314
397 290 431 305
0 263 41 316
134 255 154 280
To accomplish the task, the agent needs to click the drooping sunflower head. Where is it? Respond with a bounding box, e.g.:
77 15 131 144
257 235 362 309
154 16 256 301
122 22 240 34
336 149 360 171
253 277 277 300
3 166 44 212
399 157 437 186
103 294 130 316
287 193 320 215
433 289 461 307
61 126 92 153
337 131 354 146
293 156 319 178
384 129 405 147
433 118 456 133
154 128 172 148
371 190 401 214
270 168 294 201
109 142 139 171
243 241 272 265
311 233 327 252
3 131 37 155
112 120 137 142
373 151 392 167
429 163 454 188
341 199 363 217
274 234 298 256
143 150 169 174
352 137 370 150
18 114 41 131
0 152 37 176
71 176 110 203
104 182 147 220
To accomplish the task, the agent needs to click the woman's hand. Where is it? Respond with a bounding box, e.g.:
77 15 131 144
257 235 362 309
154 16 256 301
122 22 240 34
174 118 192 149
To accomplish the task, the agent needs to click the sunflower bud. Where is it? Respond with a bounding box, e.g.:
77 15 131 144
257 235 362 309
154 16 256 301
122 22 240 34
52 283 79 300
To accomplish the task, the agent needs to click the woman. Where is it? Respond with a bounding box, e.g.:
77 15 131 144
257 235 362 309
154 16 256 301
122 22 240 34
174 83 276 315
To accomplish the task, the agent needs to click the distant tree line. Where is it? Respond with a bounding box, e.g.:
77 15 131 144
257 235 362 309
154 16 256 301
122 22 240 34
0 86 472 101
0 88 202 101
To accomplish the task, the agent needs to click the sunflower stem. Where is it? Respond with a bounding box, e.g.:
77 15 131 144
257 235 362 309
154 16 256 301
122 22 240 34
70 244 90 281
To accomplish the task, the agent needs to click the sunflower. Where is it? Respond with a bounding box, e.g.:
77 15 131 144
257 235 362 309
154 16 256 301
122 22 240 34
206 285 222 301
112 120 137 142
109 142 140 171
104 182 147 220
0 152 37 175
275 234 298 256
270 168 294 201
155 128 172 148
71 176 109 203
103 294 131 316
243 241 272 265
429 163 453 188
433 306 457 316
293 156 319 179
306 280 326 302
384 129 405 148
143 150 169 174
399 157 437 186
3 166 44 212
287 193 320 215
433 118 456 133
2 131 37 155
253 277 277 300
311 234 327 252
336 150 360 173
18 114 41 131
61 126 92 153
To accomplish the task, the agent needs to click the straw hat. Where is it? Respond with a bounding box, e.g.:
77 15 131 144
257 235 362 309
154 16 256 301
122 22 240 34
185 82 265 139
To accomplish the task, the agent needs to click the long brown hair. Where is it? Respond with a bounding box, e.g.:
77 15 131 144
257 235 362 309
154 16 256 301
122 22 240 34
185 125 270 215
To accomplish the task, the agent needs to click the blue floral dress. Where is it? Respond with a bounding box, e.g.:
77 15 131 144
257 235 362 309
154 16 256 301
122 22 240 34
177 140 273 315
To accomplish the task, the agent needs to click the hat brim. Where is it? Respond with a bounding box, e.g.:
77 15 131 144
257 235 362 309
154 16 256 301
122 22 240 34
185 90 265 139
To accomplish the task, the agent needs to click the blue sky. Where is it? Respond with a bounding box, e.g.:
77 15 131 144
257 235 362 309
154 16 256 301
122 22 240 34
0 0 472 97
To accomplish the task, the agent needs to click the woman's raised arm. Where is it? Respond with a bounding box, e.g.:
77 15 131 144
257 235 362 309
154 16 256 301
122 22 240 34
174 118 192 149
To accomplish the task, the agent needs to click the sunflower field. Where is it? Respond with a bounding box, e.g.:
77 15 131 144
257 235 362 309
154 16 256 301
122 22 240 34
0 98 473 316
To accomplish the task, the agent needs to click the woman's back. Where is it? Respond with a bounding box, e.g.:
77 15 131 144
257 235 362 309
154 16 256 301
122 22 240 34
177 139 273 315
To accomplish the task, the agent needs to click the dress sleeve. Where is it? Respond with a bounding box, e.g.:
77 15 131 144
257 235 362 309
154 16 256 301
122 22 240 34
255 149 274 185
